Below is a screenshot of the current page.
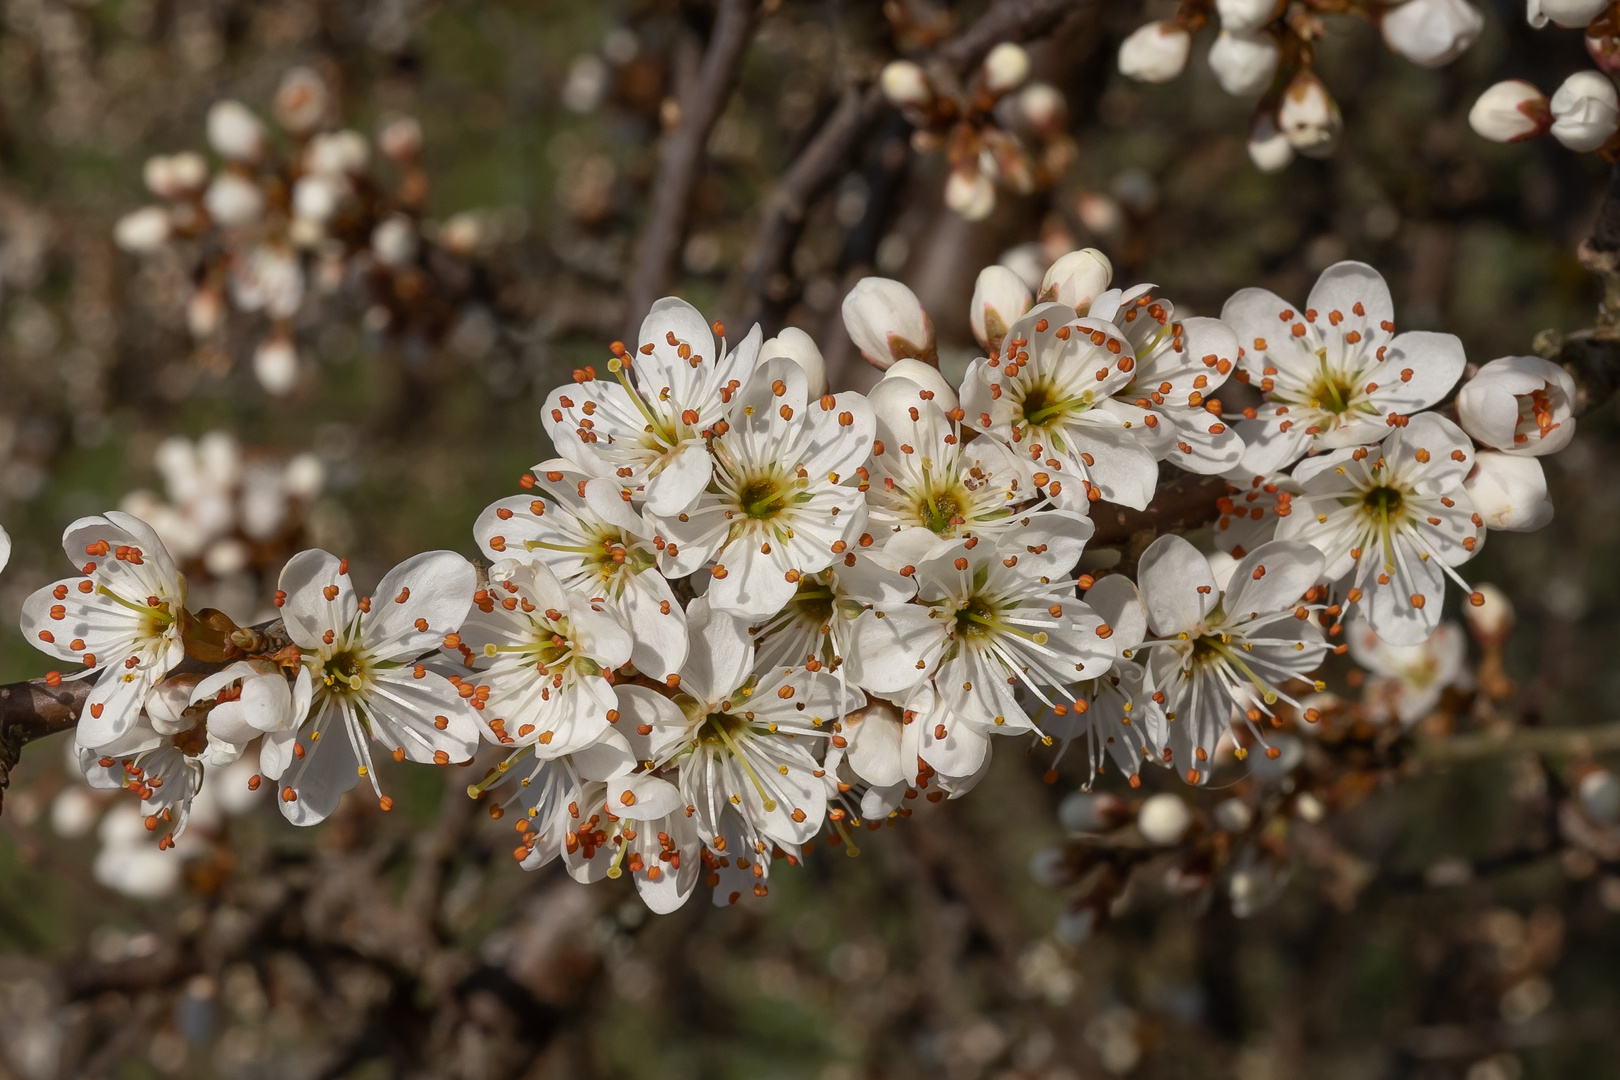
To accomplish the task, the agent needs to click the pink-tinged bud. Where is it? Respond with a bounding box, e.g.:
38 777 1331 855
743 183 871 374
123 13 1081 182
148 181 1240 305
1528 0 1609 28
944 165 996 220
1017 82 1067 134
758 327 827 396
254 338 300 397
841 277 937 369
203 173 265 227
1468 80 1553 142
1463 451 1553 532
982 42 1031 94
1208 30 1279 96
1216 0 1281 33
1118 21 1191 84
1456 355 1577 456
1380 0 1484 69
206 100 267 162
1550 70 1620 151
1039 248 1112 314
274 67 329 134
1277 70 1342 158
970 264 1033 354
377 114 423 162
1247 110 1295 171
1463 582 1513 646
113 206 171 254
880 60 932 108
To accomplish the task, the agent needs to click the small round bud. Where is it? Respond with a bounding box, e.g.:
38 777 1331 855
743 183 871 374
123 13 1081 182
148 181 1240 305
203 173 265 227
274 66 329 134
253 338 300 397
841 277 936 370
305 129 371 176
1578 769 1620 824
206 100 267 161
1380 0 1484 69
880 60 932 108
969 264 1033 354
944 164 996 221
113 206 171 254
1137 793 1192 845
1528 0 1610 28
1017 82 1066 134
371 214 419 268
1464 582 1514 645
1038 248 1112 314
377 114 423 162
982 42 1031 94
1549 70 1620 152
1216 0 1281 33
1468 80 1553 143
292 175 341 224
1208 29 1279 97
1117 21 1191 84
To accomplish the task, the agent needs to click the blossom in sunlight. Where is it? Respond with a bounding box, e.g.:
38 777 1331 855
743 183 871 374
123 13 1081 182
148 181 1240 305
1456 355 1577 456
1222 261 1466 474
265 550 480 824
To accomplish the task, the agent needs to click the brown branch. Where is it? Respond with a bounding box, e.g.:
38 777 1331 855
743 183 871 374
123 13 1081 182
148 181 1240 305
1089 470 1228 549
623 0 760 332
0 678 91 811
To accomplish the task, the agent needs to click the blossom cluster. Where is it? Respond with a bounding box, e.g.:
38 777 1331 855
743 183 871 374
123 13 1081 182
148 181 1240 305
879 43 1076 220
20 245 1577 912
1118 0 1484 172
113 68 491 396
1470 2 1620 152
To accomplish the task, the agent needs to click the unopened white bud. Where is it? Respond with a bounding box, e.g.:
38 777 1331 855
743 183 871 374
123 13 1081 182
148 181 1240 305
274 66 329 134
1456 355 1577 455
1529 0 1610 28
1213 798 1254 833
982 42 1031 94
1208 29 1279 96
1038 248 1112 314
1579 769 1620 824
377 114 423 162
1464 582 1514 645
841 277 936 370
1216 0 1281 32
203 173 264 227
970 264 1033 354
305 129 370 176
1464 451 1553 532
1137 793 1192 845
206 100 267 161
254 338 300 396
371 214 419 268
1550 70 1620 151
758 327 827 396
187 286 224 339
284 453 326 500
944 165 996 221
1278 70 1342 157
114 206 171 253
1118 21 1191 84
1248 109 1295 171
292 175 340 223
1381 0 1484 69
438 211 487 256
880 60 932 108
1017 82 1066 134
1468 80 1553 142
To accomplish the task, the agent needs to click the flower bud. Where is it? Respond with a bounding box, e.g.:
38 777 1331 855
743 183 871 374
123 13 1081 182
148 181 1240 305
1455 355 1577 456
970 264 1034 355
1380 0 1484 69
1528 0 1610 28
254 338 300 397
274 66 329 134
841 277 937 370
1217 0 1281 32
377 114 424 162
292 175 340 224
982 42 1031 94
1208 29 1279 96
1017 82 1066 134
206 100 267 162
1464 582 1513 646
305 129 371 176
113 206 171 254
187 286 224 339
371 214 419 268
880 60 932 108
1550 70 1620 151
1248 110 1295 171
758 327 828 396
1578 769 1620 824
1463 451 1553 532
1038 248 1112 314
1118 21 1191 84
1468 80 1553 142
1278 70 1342 157
1137 793 1191 845
944 165 996 221
203 173 265 227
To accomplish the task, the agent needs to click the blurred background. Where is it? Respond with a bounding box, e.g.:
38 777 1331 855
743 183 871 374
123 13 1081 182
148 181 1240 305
1 0 1619 1077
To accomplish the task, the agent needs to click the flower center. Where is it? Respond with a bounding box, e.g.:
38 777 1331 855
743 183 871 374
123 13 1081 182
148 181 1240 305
323 649 368 693
1019 380 1090 429
1308 366 1358 415
1361 485 1405 517
917 488 966 535
954 595 1001 639
738 474 790 520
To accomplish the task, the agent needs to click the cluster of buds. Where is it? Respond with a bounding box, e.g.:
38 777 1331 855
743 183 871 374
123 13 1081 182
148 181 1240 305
1470 2 1620 153
1118 0 1484 172
112 68 492 396
880 42 1076 220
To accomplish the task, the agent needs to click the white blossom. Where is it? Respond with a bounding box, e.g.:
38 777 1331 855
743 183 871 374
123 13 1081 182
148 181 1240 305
1118 22 1192 84
1208 30 1279 97
253 338 300 397
93 805 183 899
543 297 761 516
1456 355 1577 455
265 550 480 824
1222 260 1466 473
305 129 371 175
371 214 419 268
1464 450 1554 531
230 244 304 319
1347 618 1468 724
1213 474 1298 558
1549 70 1620 152
1380 0 1484 69
1469 80 1553 142
114 206 172 253
1279 412 1484 645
